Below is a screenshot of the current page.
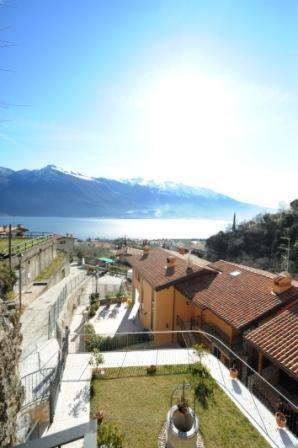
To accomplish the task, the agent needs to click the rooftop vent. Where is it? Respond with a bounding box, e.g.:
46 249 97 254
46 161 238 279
166 256 176 269
230 270 241 277
143 246 150 256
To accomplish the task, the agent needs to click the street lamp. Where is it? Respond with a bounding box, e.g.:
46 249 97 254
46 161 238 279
95 270 99 295
17 252 23 310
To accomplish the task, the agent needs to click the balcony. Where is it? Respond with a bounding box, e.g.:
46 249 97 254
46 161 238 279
176 316 243 354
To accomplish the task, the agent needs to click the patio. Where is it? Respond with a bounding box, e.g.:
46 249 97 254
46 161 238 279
89 300 142 336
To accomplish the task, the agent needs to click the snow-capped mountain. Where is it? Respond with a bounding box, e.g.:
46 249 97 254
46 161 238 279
123 177 222 198
0 165 266 219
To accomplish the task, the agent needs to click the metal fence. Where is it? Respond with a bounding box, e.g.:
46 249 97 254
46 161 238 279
48 272 86 338
49 329 69 423
21 368 55 408
0 234 54 257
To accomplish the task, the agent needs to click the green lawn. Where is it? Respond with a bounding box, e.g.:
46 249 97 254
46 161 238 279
0 237 48 255
90 366 270 448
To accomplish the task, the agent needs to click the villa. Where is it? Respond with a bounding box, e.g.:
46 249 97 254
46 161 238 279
128 247 298 379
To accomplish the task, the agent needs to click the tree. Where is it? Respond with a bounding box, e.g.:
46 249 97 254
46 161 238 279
290 199 298 213
0 262 16 300
89 348 104 375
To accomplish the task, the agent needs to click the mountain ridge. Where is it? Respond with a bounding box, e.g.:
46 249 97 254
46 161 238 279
0 165 268 219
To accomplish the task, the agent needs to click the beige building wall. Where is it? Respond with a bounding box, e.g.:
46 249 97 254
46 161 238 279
140 279 154 330
154 287 175 344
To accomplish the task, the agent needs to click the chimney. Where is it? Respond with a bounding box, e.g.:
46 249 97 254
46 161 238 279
166 256 176 269
143 245 150 256
272 272 293 294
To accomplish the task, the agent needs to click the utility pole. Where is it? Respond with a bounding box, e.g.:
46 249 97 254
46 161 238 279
280 236 291 272
17 252 23 310
8 224 12 270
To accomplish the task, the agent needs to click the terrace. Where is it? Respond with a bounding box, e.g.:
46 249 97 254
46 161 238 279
0 233 54 258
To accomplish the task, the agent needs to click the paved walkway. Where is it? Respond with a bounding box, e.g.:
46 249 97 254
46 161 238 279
46 347 298 448
21 264 87 362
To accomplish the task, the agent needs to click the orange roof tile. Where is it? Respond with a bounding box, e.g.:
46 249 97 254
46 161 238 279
176 260 298 330
128 248 215 290
245 304 298 378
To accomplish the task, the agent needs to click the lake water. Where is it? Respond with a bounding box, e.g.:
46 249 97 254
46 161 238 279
0 216 229 240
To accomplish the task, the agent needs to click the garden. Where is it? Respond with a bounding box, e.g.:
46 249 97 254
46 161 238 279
90 362 270 448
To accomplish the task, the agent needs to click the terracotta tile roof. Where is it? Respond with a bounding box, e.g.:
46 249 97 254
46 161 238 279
176 260 298 330
0 224 28 234
127 248 215 290
116 247 143 257
164 250 211 267
213 260 277 279
245 304 298 378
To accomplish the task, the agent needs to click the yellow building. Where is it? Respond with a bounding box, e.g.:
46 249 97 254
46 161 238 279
129 248 298 368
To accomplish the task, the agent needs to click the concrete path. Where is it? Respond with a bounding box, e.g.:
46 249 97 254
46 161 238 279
202 353 298 448
20 264 87 361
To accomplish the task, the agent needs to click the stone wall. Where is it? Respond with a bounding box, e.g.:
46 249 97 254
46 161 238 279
45 258 70 290
0 301 24 447
11 238 57 289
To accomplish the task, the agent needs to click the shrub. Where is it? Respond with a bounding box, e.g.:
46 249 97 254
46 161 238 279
193 378 214 408
85 323 102 352
90 382 95 399
97 422 124 448
189 362 210 379
90 292 100 304
88 307 96 318
190 362 215 408
89 348 104 374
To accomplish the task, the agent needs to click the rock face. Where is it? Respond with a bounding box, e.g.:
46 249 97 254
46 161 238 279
0 301 24 447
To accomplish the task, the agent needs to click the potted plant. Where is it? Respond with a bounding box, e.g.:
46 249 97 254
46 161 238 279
229 362 239 379
275 403 287 428
177 399 189 415
94 410 104 424
275 411 287 428
146 365 156 375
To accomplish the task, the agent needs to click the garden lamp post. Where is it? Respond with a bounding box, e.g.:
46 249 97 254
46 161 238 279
17 252 23 310
95 271 99 294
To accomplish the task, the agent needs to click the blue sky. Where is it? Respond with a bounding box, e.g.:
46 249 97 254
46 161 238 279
0 0 298 207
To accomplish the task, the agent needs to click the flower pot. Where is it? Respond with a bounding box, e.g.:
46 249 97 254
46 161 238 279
147 365 156 375
229 367 239 379
275 412 287 428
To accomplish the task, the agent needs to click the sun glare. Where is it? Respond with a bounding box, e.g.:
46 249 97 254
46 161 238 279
142 72 241 154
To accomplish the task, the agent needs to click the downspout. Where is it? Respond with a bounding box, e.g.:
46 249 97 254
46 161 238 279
171 288 176 343
200 305 207 328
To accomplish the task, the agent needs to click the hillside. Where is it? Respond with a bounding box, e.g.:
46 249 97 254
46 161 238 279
0 165 265 219
206 200 298 273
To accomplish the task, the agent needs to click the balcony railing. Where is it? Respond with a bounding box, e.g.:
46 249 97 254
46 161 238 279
176 316 243 354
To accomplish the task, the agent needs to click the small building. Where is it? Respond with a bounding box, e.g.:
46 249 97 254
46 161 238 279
0 224 29 237
116 246 143 259
56 234 75 255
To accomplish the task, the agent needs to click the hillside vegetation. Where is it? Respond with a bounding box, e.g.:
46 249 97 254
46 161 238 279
206 199 298 273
